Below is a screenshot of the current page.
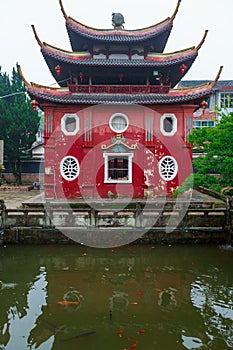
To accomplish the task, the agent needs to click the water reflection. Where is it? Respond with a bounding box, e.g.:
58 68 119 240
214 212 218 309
0 245 232 349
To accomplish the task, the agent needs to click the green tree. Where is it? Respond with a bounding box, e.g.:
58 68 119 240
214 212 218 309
0 66 40 184
188 110 233 192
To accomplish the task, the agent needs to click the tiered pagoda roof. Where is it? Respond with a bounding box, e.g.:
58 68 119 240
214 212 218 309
32 25 208 88
18 65 222 106
19 0 222 107
59 0 181 51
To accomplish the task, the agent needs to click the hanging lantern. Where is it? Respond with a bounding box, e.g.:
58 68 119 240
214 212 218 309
55 65 62 77
79 72 84 84
31 100 39 112
200 100 208 109
180 64 187 75
119 73 124 82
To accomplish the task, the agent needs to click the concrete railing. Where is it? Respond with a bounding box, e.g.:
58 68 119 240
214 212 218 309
0 199 228 231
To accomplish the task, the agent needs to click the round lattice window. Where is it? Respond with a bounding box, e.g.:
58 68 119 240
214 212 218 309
159 156 178 181
60 156 80 181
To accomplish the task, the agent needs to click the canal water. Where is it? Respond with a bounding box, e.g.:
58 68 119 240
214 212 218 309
0 244 232 350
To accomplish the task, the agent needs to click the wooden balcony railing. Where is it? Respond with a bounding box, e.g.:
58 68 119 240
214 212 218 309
68 84 170 94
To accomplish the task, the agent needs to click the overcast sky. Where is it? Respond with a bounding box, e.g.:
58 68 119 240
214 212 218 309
1 0 232 86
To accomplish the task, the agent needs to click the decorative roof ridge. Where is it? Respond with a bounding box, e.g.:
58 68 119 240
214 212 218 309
67 15 171 34
175 67 223 92
43 42 90 56
148 46 195 57
172 82 212 93
59 0 181 34
196 30 208 51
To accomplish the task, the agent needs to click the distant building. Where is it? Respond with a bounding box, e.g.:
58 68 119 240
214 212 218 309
179 81 233 129
19 0 221 199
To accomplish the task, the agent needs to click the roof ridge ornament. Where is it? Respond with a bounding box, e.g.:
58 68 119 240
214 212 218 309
112 13 125 29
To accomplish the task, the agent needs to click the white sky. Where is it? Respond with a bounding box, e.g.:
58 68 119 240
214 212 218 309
1 0 232 86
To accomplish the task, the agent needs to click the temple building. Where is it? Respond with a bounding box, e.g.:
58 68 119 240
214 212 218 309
18 0 222 200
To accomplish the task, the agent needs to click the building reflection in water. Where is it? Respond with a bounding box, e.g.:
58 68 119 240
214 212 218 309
0 245 232 349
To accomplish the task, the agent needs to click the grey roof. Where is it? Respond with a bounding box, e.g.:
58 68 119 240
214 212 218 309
28 90 212 105
42 49 197 68
180 80 233 89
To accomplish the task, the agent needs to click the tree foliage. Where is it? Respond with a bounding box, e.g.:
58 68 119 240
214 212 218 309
0 66 40 184
188 109 233 192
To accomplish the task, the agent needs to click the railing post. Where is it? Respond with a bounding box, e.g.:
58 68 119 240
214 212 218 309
90 208 96 227
0 199 6 231
135 203 143 228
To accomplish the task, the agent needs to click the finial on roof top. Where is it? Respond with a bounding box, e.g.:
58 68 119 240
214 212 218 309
112 13 125 29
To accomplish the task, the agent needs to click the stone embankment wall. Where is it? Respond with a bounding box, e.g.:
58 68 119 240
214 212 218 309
0 196 232 245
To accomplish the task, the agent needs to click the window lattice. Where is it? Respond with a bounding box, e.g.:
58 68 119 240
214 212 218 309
159 156 178 181
60 156 80 181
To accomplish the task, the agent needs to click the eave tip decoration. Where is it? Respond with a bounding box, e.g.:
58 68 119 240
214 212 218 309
213 66 223 85
171 0 182 21
196 30 208 51
59 0 68 20
17 65 30 87
31 25 43 47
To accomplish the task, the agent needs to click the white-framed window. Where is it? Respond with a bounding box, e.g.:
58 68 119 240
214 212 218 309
60 156 80 181
103 153 133 183
160 113 177 136
61 113 79 136
109 113 129 133
220 93 233 108
194 120 215 129
159 156 178 181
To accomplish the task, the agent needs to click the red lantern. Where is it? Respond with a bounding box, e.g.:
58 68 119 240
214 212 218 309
55 65 62 77
200 100 208 109
31 100 39 112
180 64 187 75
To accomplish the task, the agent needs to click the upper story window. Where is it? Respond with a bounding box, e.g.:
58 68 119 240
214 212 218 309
61 113 79 136
109 113 129 133
194 120 215 129
220 93 233 108
160 114 177 136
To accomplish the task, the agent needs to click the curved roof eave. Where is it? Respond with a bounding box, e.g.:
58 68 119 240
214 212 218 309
24 77 219 106
59 0 181 48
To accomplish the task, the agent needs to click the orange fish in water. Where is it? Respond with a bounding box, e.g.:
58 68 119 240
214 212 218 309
117 329 124 336
57 301 79 306
138 329 145 334
129 343 137 350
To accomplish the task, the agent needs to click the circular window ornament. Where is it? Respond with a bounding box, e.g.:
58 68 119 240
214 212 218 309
60 156 80 181
159 156 178 181
109 113 129 133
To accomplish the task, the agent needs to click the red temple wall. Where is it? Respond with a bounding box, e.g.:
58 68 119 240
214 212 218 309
42 104 194 199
